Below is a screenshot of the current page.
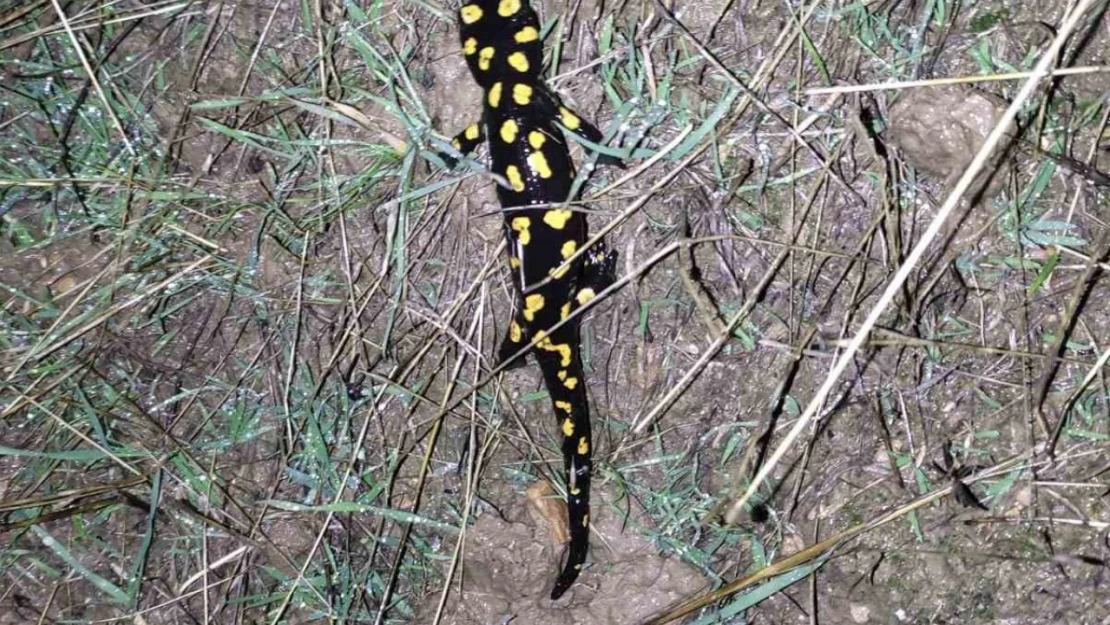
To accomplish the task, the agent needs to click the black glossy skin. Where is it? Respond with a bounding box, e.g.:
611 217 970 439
449 0 617 600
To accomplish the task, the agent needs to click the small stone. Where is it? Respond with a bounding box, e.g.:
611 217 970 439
1007 485 1034 515
850 602 871 623
55 275 77 294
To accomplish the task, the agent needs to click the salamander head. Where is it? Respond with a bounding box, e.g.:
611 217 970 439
458 0 543 89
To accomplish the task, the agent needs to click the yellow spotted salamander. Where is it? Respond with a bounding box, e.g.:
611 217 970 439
447 0 619 600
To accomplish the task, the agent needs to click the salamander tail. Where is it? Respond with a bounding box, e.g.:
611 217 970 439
550 425 591 599
550 497 589 599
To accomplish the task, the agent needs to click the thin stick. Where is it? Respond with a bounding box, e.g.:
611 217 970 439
804 65 1109 96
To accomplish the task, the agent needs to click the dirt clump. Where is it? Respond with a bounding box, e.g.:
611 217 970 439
887 84 1010 187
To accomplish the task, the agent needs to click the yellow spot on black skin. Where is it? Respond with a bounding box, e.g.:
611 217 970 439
460 4 483 23
506 165 525 193
451 138 462 150
565 376 579 390
560 302 571 319
576 288 596 305
532 329 549 347
478 46 495 71
510 320 523 343
543 209 573 230
515 26 539 43
464 124 480 140
527 151 552 179
509 256 521 269
511 216 531 244
463 37 478 55
553 343 572 367
560 240 577 259
559 106 581 130
507 51 529 73
500 119 519 143
488 82 503 107
498 0 521 17
557 370 567 380
577 436 588 454
570 486 581 496
528 131 546 149
582 514 589 527
513 83 533 105
523 293 545 321
561 416 574 434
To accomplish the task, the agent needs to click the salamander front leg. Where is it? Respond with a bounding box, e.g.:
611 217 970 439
440 121 485 168
535 86 623 168
559 105 624 169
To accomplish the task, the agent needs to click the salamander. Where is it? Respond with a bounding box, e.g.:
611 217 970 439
447 0 619 600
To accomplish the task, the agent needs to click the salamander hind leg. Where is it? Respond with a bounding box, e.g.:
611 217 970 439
581 240 618 295
496 313 531 370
